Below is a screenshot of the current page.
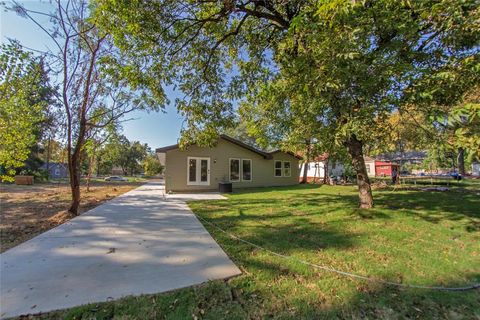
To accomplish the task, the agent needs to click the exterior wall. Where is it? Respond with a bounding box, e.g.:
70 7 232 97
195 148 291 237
299 162 326 179
364 160 376 177
41 164 68 179
163 139 300 192
375 164 393 176
299 161 345 179
375 161 399 177
111 167 124 175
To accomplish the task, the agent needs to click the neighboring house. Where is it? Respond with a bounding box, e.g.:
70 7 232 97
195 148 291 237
299 155 345 181
472 162 480 176
111 166 124 175
377 151 427 165
156 135 301 192
364 157 399 177
364 157 376 177
40 163 68 179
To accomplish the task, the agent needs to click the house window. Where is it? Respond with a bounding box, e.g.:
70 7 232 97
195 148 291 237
230 159 240 182
54 168 60 176
283 161 291 177
242 159 252 181
189 158 197 182
366 165 370 174
274 161 282 177
274 161 292 177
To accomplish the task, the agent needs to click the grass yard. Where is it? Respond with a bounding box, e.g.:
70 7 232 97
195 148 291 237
28 181 480 319
0 180 145 253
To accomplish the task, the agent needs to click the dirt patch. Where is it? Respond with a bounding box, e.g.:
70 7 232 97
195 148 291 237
0 181 145 253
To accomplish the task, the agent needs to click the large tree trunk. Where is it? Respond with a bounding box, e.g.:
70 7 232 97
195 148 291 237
345 135 374 209
301 162 308 184
301 139 311 184
457 147 465 176
323 158 329 185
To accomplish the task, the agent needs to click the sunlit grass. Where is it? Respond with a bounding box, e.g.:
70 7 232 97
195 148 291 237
32 182 480 319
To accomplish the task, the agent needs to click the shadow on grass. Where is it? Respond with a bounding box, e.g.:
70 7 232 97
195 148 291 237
242 256 480 318
374 189 480 231
213 184 480 231
204 212 358 254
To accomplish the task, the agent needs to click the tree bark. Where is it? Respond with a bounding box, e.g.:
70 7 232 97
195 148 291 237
344 135 374 208
301 139 311 184
323 158 329 185
457 147 465 176
301 162 308 184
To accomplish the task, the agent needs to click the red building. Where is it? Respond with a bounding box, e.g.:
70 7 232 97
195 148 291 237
365 157 400 177
374 161 399 177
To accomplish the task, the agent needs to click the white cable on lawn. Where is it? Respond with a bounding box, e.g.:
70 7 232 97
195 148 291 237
195 214 480 292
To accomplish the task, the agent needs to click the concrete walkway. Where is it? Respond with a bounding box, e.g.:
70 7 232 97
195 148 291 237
0 182 240 318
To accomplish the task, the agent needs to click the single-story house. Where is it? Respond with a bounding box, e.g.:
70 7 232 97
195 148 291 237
364 157 399 177
40 162 68 179
111 166 124 175
299 154 345 182
156 135 301 192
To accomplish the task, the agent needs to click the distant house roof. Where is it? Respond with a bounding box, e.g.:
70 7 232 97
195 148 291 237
156 135 302 160
40 162 67 170
377 151 427 162
375 161 399 166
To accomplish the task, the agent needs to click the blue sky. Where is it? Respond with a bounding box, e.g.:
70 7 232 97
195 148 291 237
1 1 184 148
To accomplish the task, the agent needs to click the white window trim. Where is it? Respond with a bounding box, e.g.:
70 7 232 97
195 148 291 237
274 160 283 177
283 161 291 177
229 158 241 182
187 156 210 186
241 159 252 182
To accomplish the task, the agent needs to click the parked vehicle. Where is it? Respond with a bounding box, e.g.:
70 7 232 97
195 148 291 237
449 172 462 180
104 176 127 182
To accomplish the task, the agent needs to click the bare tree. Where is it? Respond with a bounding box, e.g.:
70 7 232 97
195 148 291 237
10 0 158 214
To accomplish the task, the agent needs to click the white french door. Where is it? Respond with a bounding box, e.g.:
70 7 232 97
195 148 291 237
187 157 210 186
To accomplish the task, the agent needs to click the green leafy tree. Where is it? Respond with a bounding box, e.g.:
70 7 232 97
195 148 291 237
96 0 479 208
84 123 119 191
99 135 149 176
143 155 163 177
9 1 161 214
0 41 54 181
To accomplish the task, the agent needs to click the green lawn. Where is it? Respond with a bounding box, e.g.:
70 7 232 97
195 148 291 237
30 183 479 319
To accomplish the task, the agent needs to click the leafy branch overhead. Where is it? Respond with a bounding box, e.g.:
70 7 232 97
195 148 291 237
96 0 479 208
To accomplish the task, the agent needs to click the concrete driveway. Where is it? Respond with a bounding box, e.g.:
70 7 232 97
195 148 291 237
0 181 240 318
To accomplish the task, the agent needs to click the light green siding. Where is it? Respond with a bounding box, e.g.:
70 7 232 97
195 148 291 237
163 138 300 192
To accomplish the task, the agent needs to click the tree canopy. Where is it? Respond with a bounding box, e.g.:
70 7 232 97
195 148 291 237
96 0 479 207
0 41 55 181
